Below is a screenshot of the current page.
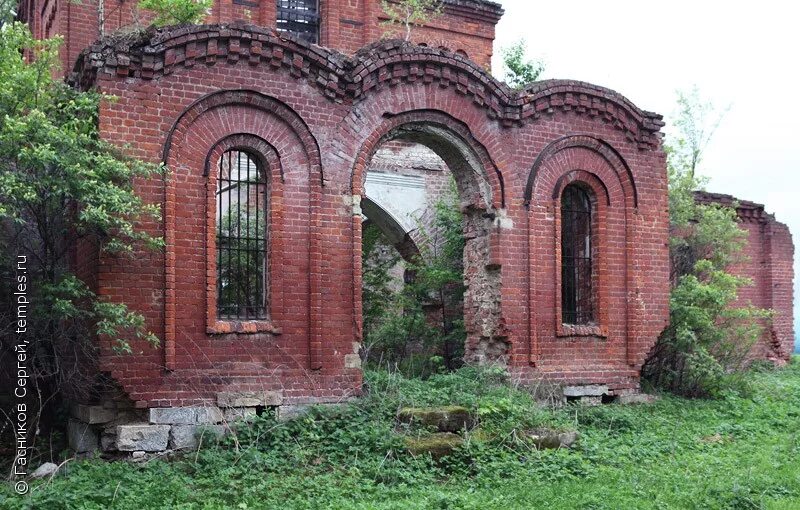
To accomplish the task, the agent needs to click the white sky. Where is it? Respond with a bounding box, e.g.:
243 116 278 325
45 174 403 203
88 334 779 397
490 0 799 349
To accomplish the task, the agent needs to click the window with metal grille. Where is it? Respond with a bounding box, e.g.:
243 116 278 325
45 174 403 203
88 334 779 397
561 185 594 325
216 150 268 320
276 0 320 44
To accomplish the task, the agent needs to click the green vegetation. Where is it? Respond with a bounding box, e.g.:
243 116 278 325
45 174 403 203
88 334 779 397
362 179 465 374
500 39 545 89
0 22 161 437
643 89 770 398
3 359 799 509
380 0 443 42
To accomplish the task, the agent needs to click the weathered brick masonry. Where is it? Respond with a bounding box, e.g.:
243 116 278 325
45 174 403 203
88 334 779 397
59 20 671 411
48 0 800 438
695 192 795 364
18 0 500 76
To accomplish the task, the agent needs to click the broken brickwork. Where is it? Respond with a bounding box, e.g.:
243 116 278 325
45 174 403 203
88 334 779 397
694 192 795 364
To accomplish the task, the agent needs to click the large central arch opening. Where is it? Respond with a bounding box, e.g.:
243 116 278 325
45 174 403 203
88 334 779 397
357 116 507 375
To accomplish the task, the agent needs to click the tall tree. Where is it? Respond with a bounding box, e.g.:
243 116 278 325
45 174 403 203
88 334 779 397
0 23 162 436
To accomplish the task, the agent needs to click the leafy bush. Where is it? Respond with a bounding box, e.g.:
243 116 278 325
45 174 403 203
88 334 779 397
0 23 162 449
500 39 544 89
644 90 771 398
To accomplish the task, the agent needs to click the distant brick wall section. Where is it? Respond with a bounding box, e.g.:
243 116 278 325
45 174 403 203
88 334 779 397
695 192 795 363
61 25 668 407
17 0 501 75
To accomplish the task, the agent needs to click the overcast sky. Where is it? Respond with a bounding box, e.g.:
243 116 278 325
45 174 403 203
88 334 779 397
490 0 799 349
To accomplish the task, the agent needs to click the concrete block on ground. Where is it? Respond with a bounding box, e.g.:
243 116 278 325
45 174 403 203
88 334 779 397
563 385 609 397
71 404 118 425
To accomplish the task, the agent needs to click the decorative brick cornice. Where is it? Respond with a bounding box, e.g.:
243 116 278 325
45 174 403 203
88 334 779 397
694 191 772 224
70 23 664 149
441 0 504 23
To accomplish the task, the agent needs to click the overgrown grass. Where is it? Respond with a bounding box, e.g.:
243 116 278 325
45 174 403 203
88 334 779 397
3 358 799 509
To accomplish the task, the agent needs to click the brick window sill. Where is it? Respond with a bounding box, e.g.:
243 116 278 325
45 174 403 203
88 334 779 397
207 320 282 335
557 323 608 338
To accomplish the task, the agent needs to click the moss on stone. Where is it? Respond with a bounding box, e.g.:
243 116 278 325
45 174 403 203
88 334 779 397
404 432 464 459
396 406 475 432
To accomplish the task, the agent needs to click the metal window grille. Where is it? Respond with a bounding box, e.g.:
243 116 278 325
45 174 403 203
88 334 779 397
216 150 268 320
561 185 593 325
276 0 320 44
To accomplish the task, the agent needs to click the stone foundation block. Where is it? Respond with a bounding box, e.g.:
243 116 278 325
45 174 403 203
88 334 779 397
149 407 196 424
71 404 117 425
67 419 98 453
217 391 282 407
563 385 609 397
344 354 362 369
223 407 258 422
116 424 170 452
169 425 199 450
196 406 224 424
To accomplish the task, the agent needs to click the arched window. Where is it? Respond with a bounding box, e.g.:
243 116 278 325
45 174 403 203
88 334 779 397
216 150 268 320
561 185 593 324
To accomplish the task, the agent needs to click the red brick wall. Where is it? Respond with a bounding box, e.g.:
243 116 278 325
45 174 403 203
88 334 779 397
18 0 500 75
695 192 795 363
63 26 669 407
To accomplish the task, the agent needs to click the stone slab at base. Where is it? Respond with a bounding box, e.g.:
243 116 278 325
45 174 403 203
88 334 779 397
563 385 609 397
116 424 170 452
67 419 98 453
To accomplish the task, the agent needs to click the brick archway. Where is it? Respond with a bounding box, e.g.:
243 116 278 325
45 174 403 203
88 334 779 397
350 110 508 364
72 24 672 407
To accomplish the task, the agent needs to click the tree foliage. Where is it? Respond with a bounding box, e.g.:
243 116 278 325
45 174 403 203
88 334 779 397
0 24 162 408
380 0 443 42
500 39 544 89
0 0 15 28
138 0 212 27
644 89 770 397
668 86 729 179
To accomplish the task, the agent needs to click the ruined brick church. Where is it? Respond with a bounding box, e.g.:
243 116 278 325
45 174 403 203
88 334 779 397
18 0 794 452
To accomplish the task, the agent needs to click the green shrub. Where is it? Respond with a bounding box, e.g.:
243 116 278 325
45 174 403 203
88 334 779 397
644 89 772 398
